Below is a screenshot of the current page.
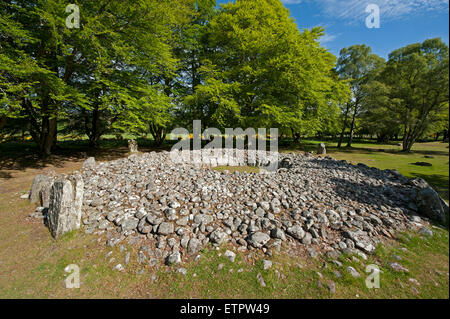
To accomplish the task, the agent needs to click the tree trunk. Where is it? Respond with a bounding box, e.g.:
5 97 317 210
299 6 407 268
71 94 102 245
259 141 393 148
435 132 440 141
154 130 166 146
89 106 102 148
337 129 345 148
338 103 351 148
0 114 7 131
402 129 415 152
291 128 300 144
150 124 167 146
347 106 357 147
39 116 57 157
403 139 414 152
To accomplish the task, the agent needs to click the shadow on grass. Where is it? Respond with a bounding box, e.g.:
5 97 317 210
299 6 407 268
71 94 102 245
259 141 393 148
0 138 175 178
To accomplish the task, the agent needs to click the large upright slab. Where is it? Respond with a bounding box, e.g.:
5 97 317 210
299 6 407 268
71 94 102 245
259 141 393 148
409 177 449 223
69 173 84 230
29 174 54 207
47 174 84 238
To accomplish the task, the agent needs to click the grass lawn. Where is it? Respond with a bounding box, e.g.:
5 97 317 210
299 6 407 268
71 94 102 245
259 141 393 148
0 138 448 298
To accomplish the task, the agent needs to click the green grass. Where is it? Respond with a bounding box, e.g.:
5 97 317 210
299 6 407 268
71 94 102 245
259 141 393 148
138 229 449 299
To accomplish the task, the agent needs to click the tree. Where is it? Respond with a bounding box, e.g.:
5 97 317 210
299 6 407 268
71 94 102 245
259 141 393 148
114 85 174 145
365 38 449 151
65 0 194 148
1 0 194 155
186 0 349 139
336 45 385 147
1 0 88 155
171 0 217 129
359 81 402 143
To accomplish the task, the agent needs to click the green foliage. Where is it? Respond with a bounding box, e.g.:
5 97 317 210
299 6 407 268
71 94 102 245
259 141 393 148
364 38 449 151
336 44 385 147
186 0 350 135
1 0 447 154
1 0 195 152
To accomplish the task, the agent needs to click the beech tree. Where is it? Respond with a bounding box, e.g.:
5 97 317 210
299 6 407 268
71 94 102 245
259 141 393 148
336 45 385 148
0 0 194 155
364 38 449 151
185 0 350 139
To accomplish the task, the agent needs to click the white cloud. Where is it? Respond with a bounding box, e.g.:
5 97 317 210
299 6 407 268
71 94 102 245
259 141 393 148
283 0 449 23
320 33 338 44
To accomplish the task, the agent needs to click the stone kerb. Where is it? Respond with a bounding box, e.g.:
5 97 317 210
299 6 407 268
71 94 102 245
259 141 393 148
169 148 279 171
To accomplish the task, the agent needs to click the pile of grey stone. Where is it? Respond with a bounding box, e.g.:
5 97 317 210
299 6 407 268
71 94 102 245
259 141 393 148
26 149 448 267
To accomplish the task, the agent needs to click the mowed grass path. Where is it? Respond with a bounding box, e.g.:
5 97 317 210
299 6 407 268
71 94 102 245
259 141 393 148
0 139 448 299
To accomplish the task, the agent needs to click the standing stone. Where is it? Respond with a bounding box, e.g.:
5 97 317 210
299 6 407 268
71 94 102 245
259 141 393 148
82 157 96 170
416 187 448 223
69 174 84 229
47 175 84 239
39 178 54 208
47 180 73 238
128 140 138 153
317 143 326 155
29 175 54 206
409 178 449 223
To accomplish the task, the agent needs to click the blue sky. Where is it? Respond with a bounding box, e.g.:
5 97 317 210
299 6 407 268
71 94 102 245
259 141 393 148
216 0 449 59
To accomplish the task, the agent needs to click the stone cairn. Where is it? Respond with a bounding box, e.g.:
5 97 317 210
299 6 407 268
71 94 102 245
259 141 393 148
26 149 448 267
